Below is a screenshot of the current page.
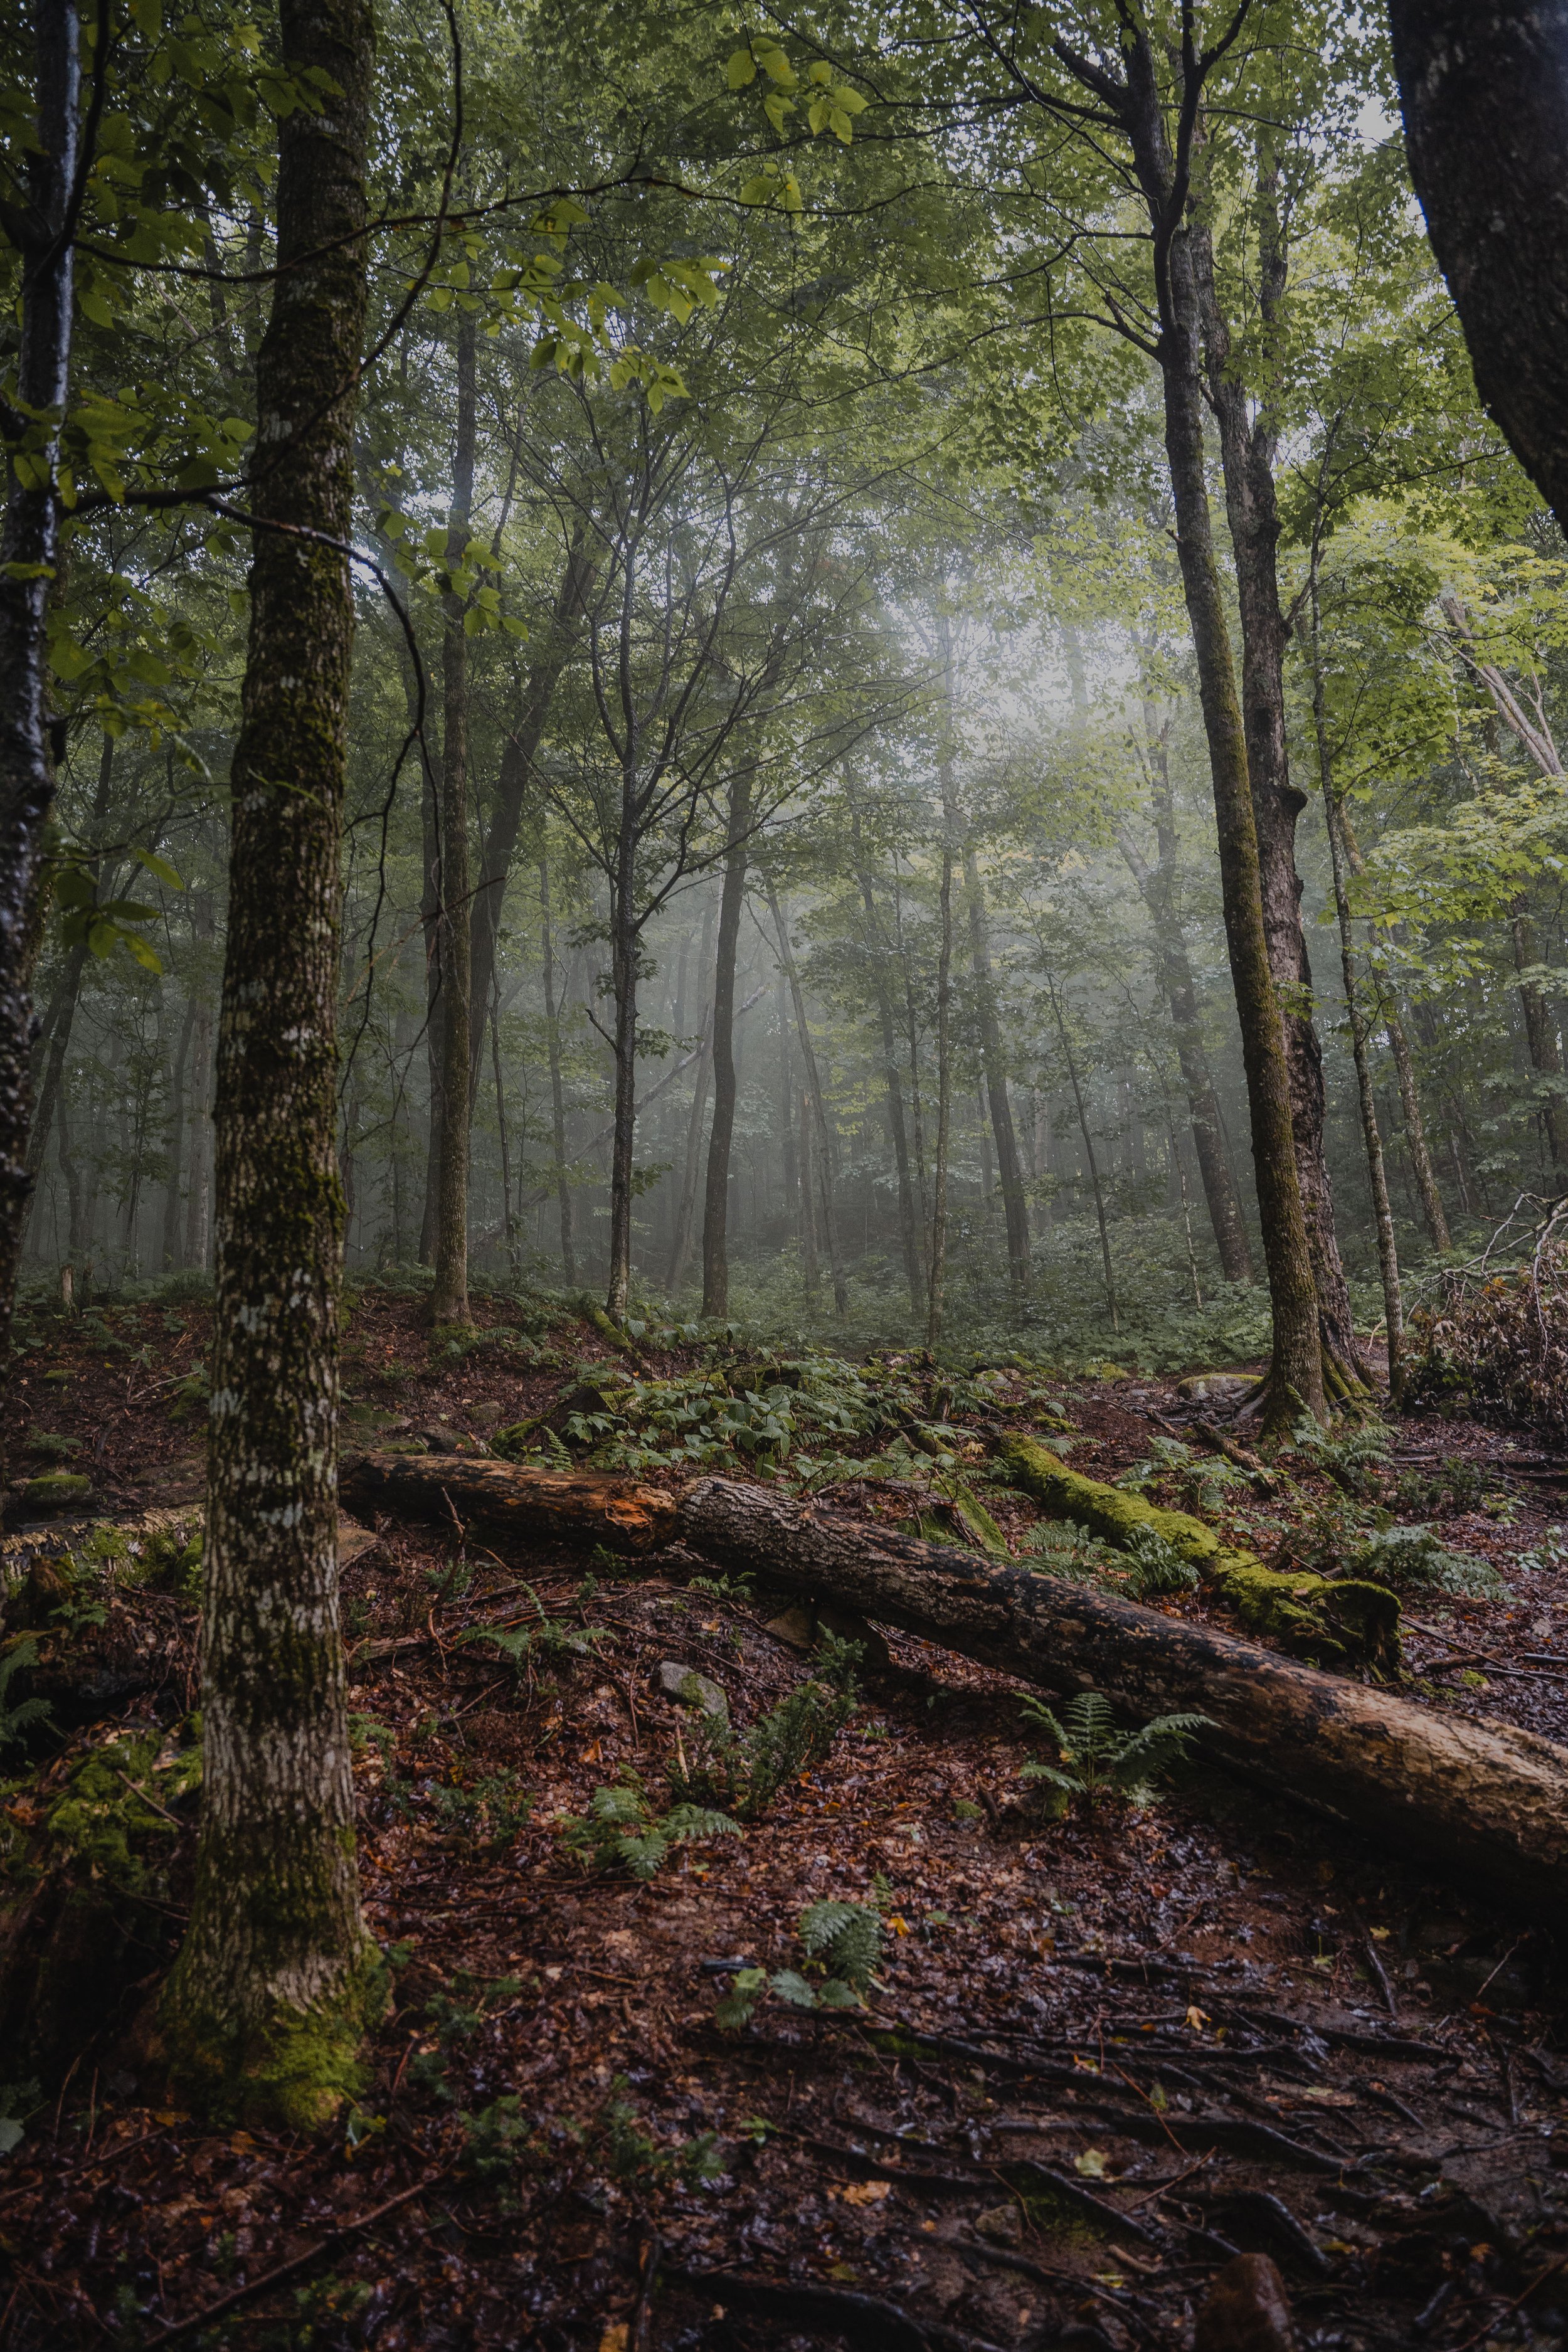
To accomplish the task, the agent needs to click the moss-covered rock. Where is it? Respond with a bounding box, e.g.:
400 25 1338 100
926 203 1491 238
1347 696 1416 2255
997 1434 1400 1671
19 1473 93 1515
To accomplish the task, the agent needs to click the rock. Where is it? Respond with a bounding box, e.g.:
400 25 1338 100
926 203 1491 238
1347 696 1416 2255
654 1661 728 1722
1194 2254 1297 2352
763 1606 815 1651
973 2202 1022 2245
1176 1372 1253 1402
20 1473 94 1515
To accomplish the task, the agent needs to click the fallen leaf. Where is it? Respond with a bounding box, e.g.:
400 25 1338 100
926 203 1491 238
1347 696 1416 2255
1074 2149 1108 2178
598 2329 628 2352
1184 2005 1208 2032
154 2111 191 2127
840 2179 891 2206
1370 1926 1391 1941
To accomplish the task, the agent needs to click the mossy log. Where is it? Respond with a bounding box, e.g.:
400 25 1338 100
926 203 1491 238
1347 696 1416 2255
998 1434 1399 1670
340 1450 676 1554
675 1476 1568 1924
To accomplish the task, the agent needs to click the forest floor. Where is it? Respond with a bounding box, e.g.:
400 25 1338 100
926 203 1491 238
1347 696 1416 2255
5 1286 1568 2352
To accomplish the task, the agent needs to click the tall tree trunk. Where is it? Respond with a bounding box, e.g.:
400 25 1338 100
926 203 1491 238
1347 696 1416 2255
465 534 593 1100
798 1082 820 1310
24 735 117 1217
161 0 376 2124
701 772 753 1318
927 845 953 1347
160 987 199 1270
1308 569 1406 1402
1192 196 1362 1387
1111 31 1323 1422
489 972 517 1281
0 0 78 1386
962 847 1030 1287
767 884 847 1315
539 853 576 1284
1117 712 1254 1284
1384 1004 1451 1249
431 310 475 1325
667 893 716 1296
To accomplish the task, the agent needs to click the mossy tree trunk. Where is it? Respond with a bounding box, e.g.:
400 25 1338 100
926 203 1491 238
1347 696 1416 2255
0 0 80 1396
1069 25 1324 1422
161 0 378 2126
539 854 577 1283
963 847 1030 1289
1192 190 1365 1392
431 307 476 1325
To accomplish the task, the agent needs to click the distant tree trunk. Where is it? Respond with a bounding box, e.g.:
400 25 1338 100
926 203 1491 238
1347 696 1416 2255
160 989 199 1270
768 884 847 1315
1512 908 1568 1170
852 831 924 1311
606 761 641 1322
1117 717 1254 1283
701 773 753 1319
539 854 576 1284
776 967 797 1227
927 845 953 1347
1389 0 1568 542
490 973 517 1281
1193 198 1362 1388
1043 961 1118 1333
667 893 716 1298
0 0 79 1384
431 310 475 1326
1384 1005 1452 1251
161 0 376 2124
1308 569 1405 1402
465 533 594 1101
962 847 1030 1287
799 1082 820 1310
24 738 117 1220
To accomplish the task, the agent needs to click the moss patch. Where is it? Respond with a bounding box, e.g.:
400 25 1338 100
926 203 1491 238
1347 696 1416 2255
160 1941 388 2132
21 1473 94 1513
998 1435 1400 1670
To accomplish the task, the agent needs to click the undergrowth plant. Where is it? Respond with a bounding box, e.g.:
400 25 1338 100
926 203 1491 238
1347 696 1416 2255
0 1643 53 1752
716 1898 886 2030
1019 1689 1212 1813
558 1773 739 1880
666 1634 860 1821
458 1587 610 1682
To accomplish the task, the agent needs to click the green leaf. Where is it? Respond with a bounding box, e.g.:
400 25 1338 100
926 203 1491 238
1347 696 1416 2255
726 47 756 88
132 847 184 891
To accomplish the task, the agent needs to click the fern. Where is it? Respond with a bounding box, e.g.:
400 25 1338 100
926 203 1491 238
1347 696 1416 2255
559 1773 739 1880
667 1638 858 1822
1352 1522 1510 1601
1120 1525 1200 1600
1019 1688 1211 1811
0 1641 53 1752
458 1585 608 1677
714 1897 885 2032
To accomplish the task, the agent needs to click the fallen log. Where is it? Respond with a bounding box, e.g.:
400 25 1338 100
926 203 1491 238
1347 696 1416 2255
675 1476 1568 1924
339 1451 676 1555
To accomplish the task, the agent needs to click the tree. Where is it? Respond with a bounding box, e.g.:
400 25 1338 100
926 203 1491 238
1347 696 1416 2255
160 0 379 2123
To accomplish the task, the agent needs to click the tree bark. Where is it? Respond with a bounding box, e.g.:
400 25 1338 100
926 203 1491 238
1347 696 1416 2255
1192 201 1362 1385
701 772 753 1318
1117 719 1254 1284
1388 0 1568 540
0 0 79 1379
183 893 215 1270
927 844 953 1345
1385 1004 1451 1252
1043 960 1118 1332
159 986 199 1271
852 832 924 1312
430 309 476 1325
1512 908 1568 1170
161 0 376 2125
539 854 576 1284
465 535 593 1103
676 1475 1568 1925
341 1449 676 1554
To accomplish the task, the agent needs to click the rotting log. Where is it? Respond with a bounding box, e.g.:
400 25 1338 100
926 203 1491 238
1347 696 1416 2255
339 1451 675 1555
675 1476 1568 1924
998 1434 1399 1670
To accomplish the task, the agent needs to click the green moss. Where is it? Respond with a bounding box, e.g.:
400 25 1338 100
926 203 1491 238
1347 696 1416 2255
999 1436 1400 1670
161 1942 388 2132
44 1729 202 1894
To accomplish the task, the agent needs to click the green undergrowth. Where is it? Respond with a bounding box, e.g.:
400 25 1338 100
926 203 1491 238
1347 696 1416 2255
1019 1689 1212 1814
716 1897 886 2030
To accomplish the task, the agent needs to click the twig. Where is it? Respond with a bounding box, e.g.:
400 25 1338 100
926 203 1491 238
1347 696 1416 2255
1450 2252 1568 2352
140 2171 447 2347
112 1767 185 1831
631 2230 662 2352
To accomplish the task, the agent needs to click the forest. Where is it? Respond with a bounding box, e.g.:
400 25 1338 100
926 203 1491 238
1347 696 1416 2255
11 2 1568 2348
